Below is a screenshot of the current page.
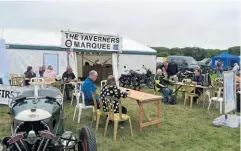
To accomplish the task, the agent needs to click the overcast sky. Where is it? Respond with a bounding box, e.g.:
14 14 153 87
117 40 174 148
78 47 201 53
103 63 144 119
0 0 240 49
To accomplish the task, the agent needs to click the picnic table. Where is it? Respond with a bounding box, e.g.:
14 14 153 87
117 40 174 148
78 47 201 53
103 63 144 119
120 87 162 132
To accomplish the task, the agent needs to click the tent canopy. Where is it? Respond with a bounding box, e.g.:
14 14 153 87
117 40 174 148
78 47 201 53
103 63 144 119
2 28 156 54
211 52 240 69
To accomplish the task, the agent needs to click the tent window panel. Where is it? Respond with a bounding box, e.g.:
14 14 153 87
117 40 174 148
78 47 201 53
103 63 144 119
43 54 59 74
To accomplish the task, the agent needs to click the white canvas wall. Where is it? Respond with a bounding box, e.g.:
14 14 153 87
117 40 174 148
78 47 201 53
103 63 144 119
118 54 157 76
6 49 68 77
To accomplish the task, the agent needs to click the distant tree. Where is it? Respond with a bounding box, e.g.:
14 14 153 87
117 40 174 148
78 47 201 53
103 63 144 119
152 46 240 61
228 46 240 56
157 52 168 57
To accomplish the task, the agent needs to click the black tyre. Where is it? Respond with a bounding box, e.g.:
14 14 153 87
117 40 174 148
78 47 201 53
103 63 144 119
78 125 97 151
147 77 155 89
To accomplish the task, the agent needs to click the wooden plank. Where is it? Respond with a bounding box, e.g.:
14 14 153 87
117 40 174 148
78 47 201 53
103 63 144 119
141 120 161 128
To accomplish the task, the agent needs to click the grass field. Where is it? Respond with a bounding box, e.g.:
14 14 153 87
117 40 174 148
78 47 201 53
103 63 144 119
0 87 240 151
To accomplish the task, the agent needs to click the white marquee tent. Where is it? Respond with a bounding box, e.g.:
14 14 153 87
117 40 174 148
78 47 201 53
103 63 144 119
2 29 157 78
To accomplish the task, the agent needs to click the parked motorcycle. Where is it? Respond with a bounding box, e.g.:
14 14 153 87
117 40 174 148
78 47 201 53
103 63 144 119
177 69 195 82
131 65 155 89
119 66 133 87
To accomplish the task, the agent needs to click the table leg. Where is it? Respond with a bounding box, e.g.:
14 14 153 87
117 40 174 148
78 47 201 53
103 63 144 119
139 103 144 132
157 100 161 128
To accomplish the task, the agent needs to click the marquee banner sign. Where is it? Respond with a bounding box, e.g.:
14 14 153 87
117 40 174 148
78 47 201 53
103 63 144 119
61 31 122 52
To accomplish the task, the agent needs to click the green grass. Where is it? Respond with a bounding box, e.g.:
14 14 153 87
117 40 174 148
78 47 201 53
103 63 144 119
0 88 240 151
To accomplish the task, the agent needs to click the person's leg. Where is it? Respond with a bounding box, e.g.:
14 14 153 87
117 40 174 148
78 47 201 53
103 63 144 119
162 88 170 103
65 86 70 100
119 106 127 125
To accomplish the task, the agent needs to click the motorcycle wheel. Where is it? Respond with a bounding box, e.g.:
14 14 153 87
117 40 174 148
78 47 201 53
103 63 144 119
78 125 97 151
147 77 155 89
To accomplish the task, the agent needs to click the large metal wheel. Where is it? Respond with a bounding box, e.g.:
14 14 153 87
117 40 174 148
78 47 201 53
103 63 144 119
78 125 97 151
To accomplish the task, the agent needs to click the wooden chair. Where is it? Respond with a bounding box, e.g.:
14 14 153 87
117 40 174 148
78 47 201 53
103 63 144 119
92 93 109 131
100 80 107 89
9 73 18 85
104 96 133 141
183 80 198 108
11 77 25 87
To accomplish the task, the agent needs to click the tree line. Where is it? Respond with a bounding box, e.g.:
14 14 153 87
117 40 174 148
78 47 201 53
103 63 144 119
151 46 240 61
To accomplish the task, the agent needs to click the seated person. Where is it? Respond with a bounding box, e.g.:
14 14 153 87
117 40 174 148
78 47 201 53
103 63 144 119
43 65 56 80
192 69 203 97
101 75 129 126
24 66 36 78
82 70 99 106
62 67 76 100
39 65 46 77
156 69 173 103
101 75 128 114
24 66 36 85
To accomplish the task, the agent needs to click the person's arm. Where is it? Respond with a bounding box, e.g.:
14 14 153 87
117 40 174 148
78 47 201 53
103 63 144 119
72 73 76 79
62 72 67 80
114 86 128 98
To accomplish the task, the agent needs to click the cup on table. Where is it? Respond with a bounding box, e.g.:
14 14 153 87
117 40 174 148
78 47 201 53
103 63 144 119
126 89 131 95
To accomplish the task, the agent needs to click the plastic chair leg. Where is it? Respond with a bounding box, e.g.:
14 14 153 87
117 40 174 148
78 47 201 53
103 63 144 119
73 106 77 121
129 118 133 137
208 100 211 110
104 118 109 137
78 108 82 123
95 115 101 131
184 93 187 106
113 120 118 141
70 95 74 106
190 97 193 108
220 101 222 114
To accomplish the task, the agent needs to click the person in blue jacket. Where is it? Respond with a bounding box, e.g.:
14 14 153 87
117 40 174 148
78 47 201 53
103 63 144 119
82 70 99 106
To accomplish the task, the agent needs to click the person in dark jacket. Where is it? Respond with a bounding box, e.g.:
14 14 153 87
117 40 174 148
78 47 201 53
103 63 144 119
81 70 99 106
156 69 173 103
24 66 36 79
62 67 76 100
24 66 36 85
167 59 178 78
192 69 203 97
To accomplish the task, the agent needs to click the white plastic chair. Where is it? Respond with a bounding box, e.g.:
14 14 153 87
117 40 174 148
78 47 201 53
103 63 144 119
206 87 224 114
73 91 94 123
70 82 84 106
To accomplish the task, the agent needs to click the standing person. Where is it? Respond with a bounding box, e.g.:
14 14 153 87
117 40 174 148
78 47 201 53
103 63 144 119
39 65 46 77
167 59 178 79
232 63 239 74
43 65 57 79
81 70 99 106
156 69 173 104
24 66 36 85
216 61 223 78
62 67 76 100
